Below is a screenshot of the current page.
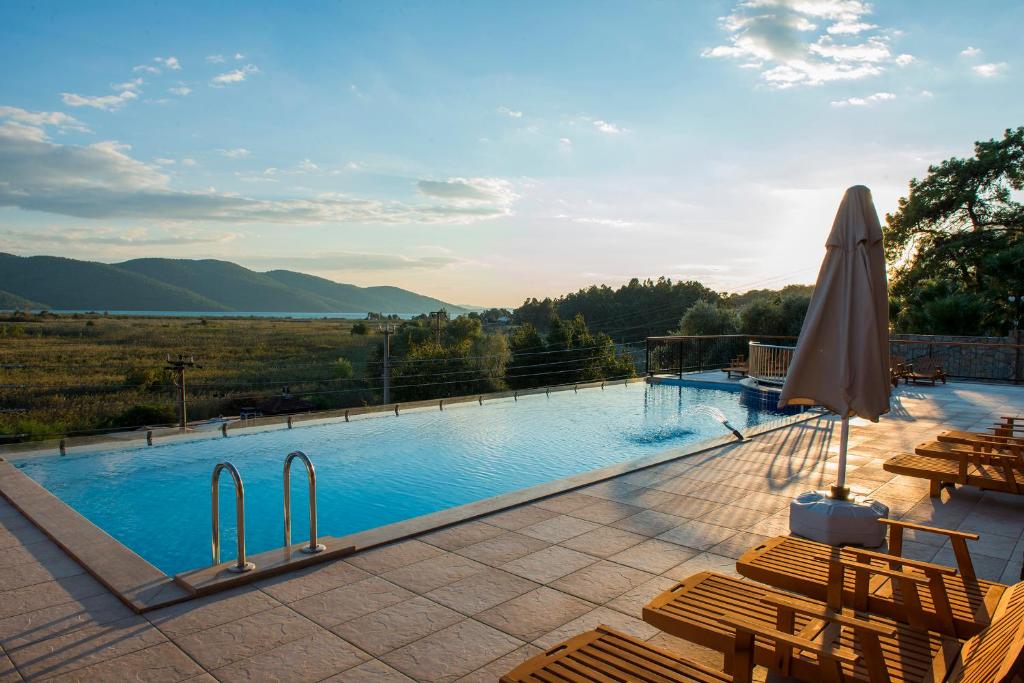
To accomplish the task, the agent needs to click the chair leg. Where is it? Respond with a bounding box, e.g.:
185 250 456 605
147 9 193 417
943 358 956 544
929 479 942 497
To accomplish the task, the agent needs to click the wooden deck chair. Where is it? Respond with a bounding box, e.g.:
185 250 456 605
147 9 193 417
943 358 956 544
918 439 1023 459
735 518 1006 638
938 431 1024 451
501 625 759 683
644 571 1024 683
884 449 1024 497
722 354 749 379
890 355 909 387
904 357 947 385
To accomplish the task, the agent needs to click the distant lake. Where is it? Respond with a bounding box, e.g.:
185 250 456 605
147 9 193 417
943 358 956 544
28 310 418 320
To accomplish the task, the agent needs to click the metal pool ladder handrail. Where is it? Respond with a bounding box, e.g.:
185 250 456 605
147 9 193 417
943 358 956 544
283 451 327 554
211 462 256 573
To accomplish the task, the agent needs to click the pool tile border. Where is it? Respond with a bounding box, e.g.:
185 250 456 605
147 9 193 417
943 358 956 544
0 378 817 610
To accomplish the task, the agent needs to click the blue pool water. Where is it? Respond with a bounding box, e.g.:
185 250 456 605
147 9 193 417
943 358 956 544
14 382 792 575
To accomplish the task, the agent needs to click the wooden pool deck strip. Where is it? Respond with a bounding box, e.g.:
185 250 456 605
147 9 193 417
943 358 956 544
0 380 1021 680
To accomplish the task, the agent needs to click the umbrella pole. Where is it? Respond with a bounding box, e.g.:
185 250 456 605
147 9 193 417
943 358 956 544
831 415 850 500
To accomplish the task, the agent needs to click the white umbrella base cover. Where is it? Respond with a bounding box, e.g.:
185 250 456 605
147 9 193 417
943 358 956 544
789 490 889 547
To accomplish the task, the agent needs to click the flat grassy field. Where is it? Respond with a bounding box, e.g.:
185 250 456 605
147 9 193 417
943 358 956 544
0 313 383 440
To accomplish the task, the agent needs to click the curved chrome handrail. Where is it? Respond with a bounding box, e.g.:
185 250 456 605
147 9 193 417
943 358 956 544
284 451 326 554
211 462 255 573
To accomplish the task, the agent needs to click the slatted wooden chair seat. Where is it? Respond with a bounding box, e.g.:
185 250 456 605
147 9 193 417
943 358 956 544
501 625 740 683
884 451 1024 497
644 571 953 683
904 358 947 385
736 519 1006 638
722 355 749 379
643 572 1024 683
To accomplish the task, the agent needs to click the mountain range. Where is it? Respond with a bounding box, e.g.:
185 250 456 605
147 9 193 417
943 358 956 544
0 253 468 314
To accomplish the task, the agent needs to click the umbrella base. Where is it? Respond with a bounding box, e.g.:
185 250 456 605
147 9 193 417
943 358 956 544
789 490 889 547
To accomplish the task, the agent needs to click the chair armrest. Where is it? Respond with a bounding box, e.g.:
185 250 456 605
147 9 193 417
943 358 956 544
719 615 859 664
813 556 934 585
759 593 897 637
846 547 957 576
878 518 979 541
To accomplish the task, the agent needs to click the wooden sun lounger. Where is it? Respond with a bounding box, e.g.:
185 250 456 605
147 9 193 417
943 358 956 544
903 357 947 385
919 439 1023 458
735 519 1005 638
884 449 1024 497
501 625 748 683
938 430 1024 450
643 571 1024 683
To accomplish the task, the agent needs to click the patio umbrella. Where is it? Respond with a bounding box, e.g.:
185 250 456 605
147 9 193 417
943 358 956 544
778 185 891 499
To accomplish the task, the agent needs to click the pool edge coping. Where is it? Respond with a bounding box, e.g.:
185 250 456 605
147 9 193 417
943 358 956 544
0 405 820 611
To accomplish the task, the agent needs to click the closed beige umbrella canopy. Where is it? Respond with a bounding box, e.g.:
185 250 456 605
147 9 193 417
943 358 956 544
779 185 890 500
779 185 891 420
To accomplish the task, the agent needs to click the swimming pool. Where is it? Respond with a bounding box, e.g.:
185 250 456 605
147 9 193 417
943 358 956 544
12 381 793 575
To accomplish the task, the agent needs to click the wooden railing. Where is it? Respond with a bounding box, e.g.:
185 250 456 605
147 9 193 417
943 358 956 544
747 342 795 385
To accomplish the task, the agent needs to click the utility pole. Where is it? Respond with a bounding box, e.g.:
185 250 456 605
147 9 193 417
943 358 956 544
165 354 200 431
378 325 394 404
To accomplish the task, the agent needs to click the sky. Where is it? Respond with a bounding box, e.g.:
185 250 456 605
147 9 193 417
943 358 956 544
0 1 1021 307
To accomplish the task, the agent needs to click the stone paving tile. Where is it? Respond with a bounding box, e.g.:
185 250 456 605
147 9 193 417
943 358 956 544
0 556 84 593
648 494 722 520
346 540 446 574
532 605 660 649
6 614 167 680
381 553 487 594
331 596 465 657
455 644 542 683
559 525 646 558
518 514 601 543
211 628 370 683
420 521 506 551
549 560 654 604
0 592 133 648
454 532 549 567
476 587 593 642
696 504 773 531
425 568 538 615
255 559 371 604
147 586 281 638
501 546 598 584
171 605 319 670
657 520 738 551
650 475 713 497
568 499 646 525
662 552 739 581
381 619 524 683
290 577 415 628
931 547 1008 582
611 509 687 537
41 641 202 683
326 659 416 682
605 575 678 617
0 540 68 570
482 505 558 531
608 538 699 574
0 574 108 621
707 531 773 560
0 649 19 683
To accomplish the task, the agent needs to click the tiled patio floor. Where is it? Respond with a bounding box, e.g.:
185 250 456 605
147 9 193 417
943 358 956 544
1 380 1023 681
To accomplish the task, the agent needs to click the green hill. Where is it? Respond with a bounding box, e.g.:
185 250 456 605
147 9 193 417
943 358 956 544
0 290 44 310
0 253 466 314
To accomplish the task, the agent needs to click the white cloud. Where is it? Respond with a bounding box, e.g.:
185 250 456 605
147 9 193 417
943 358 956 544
217 147 251 158
3 226 241 248
154 56 181 70
297 158 319 172
111 77 144 92
973 62 1008 78
592 119 625 134
234 52 245 60
133 64 161 74
243 251 466 272
168 85 192 96
919 89 934 98
556 214 636 228
0 128 518 226
211 64 259 86
154 157 176 166
960 46 981 57
829 91 895 107
702 1 913 88
181 158 197 166
497 106 523 118
559 137 572 150
416 177 519 207
61 90 138 111
0 106 90 133
206 54 226 64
